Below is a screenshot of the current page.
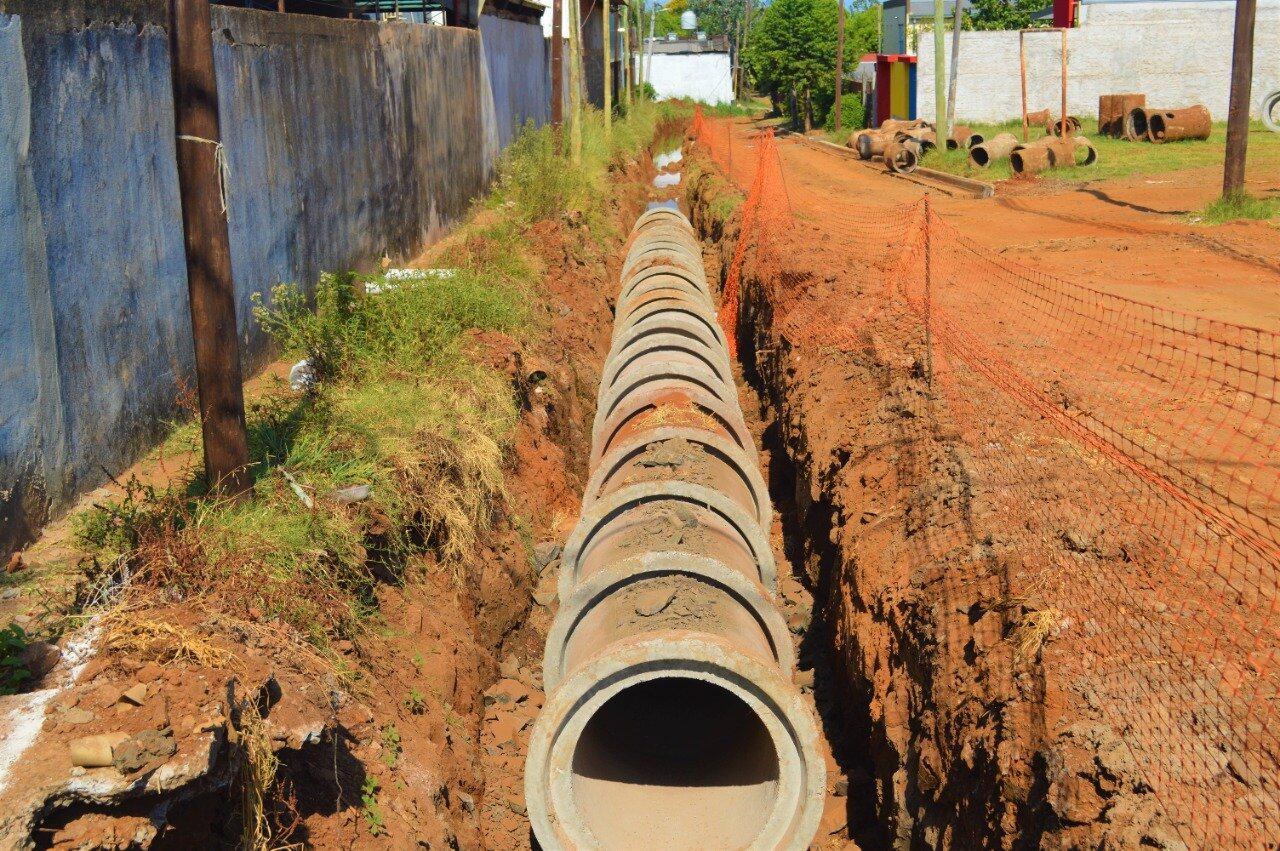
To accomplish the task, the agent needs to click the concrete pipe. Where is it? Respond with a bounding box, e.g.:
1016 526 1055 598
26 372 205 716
1025 108 1050 128
884 138 920 174
604 332 734 395
583 427 772 527
1125 107 1157 142
591 385 754 467
968 132 1019 168
1147 105 1211 143
879 118 928 133
612 302 729 351
619 262 711 302
529 210 825 849
1045 136 1098 168
853 130 890 159
1010 142 1054 175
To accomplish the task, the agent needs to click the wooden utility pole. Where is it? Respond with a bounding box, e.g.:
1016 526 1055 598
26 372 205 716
168 0 251 497
569 0 583 163
834 0 846 133
622 3 632 109
1223 0 1257 197
946 0 963 127
603 0 613 136
552 0 564 126
933 0 946 142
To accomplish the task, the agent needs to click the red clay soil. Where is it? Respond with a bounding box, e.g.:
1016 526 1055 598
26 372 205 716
686 122 1279 850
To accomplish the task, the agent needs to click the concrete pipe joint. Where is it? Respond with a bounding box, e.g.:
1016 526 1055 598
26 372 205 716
527 210 826 850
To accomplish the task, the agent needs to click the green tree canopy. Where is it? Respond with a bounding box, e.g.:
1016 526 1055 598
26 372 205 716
744 0 879 128
966 0 1050 30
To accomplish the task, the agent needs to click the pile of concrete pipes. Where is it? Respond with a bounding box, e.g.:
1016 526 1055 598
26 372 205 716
525 207 825 850
966 130 1098 174
850 118 985 175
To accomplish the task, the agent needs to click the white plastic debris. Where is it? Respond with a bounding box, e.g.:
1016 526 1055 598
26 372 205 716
365 268 457 294
289 358 317 392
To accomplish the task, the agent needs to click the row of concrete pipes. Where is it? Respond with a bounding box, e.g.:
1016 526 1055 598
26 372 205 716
525 207 826 850
849 118 985 174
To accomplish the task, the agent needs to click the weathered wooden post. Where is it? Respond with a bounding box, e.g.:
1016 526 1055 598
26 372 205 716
168 0 252 497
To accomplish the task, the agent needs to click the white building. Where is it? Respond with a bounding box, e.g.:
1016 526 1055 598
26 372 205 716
639 34 735 105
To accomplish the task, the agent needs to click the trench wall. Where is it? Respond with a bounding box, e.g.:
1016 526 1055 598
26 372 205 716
917 0 1280 123
0 1 551 555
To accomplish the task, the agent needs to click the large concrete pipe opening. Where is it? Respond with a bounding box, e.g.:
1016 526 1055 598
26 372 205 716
570 677 779 849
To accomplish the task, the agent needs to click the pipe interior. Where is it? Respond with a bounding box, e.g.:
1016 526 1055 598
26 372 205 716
570 677 781 849
971 147 990 166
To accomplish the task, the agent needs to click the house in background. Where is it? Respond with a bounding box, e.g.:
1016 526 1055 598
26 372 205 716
641 33 733 105
880 0 958 55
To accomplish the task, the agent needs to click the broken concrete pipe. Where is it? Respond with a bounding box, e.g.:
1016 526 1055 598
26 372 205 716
969 132 1020 168
1045 136 1099 168
884 138 921 174
1147 105 1211 143
527 208 826 850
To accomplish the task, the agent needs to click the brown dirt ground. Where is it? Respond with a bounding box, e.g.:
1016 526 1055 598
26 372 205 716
686 120 1279 849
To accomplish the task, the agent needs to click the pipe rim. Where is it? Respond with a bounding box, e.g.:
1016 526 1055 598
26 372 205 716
599 343 733 402
583 426 772 527
609 317 730 366
612 303 729 349
615 292 720 329
526 634 825 851
617 279 713 316
541 552 794 689
619 265 711 303
591 386 753 467
592 366 741 437
557 480 777 600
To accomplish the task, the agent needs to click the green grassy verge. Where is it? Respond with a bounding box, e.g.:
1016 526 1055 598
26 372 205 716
1195 191 1280 225
63 99 683 664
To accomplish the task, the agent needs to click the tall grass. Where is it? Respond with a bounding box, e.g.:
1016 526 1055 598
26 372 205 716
1196 192 1280 225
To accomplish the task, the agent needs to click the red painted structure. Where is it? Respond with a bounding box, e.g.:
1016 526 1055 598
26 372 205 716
874 53 918 127
1053 0 1079 28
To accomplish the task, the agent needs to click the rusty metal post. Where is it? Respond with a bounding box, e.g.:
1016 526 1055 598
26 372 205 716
834 0 845 134
168 0 252 497
1223 0 1257 197
1019 31 1028 141
1059 28 1068 139
552 0 564 126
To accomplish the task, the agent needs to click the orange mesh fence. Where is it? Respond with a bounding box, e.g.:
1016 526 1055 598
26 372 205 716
693 118 1279 847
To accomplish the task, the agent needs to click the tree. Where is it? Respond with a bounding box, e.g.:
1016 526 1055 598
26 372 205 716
966 0 1048 31
745 0 878 130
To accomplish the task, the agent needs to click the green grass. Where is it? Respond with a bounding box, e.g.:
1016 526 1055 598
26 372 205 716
70 100 678 659
1195 191 1280 225
905 118 1280 184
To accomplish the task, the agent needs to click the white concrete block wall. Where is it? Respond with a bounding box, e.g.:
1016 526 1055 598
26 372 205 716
645 52 735 104
917 0 1280 123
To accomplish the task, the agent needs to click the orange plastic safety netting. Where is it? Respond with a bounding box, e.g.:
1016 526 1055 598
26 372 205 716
693 112 1279 848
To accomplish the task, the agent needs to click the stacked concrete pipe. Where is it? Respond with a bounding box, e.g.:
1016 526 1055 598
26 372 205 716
526 208 825 850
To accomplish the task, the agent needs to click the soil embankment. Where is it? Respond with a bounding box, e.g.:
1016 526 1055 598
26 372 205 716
685 144 1188 850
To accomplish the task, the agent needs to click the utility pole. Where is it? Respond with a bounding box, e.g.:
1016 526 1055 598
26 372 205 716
167 0 251 497
569 0 583 163
603 0 613 137
552 0 564 126
933 0 946 142
622 4 632 109
739 0 754 101
1223 0 1257 197
946 0 963 127
834 0 846 133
